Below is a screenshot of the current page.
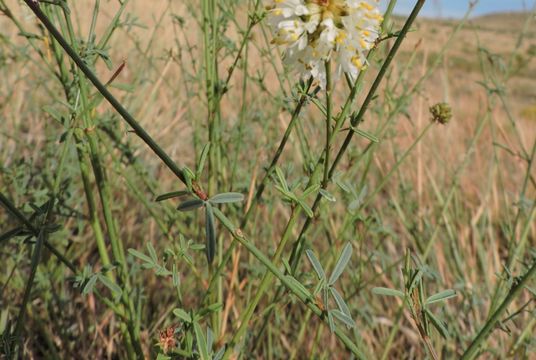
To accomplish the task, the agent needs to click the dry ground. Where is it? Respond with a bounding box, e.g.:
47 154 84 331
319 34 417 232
1 1 535 358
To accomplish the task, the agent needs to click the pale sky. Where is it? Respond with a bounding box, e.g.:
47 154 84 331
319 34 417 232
386 0 536 18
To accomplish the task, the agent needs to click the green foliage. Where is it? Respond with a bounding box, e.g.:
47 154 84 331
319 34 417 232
306 243 355 333
0 0 534 359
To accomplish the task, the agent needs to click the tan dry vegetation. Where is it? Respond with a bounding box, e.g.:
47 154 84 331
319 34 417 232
1 1 535 358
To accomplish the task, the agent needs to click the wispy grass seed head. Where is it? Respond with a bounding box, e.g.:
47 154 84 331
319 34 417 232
267 0 382 87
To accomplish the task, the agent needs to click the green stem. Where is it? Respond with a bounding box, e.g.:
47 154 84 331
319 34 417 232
241 78 313 227
201 0 222 334
329 0 426 179
13 227 48 353
8 92 76 354
242 0 423 348
380 305 405 360
288 0 426 272
221 0 261 89
374 3 478 353
0 193 76 273
461 255 536 360
222 209 301 358
212 208 366 359
508 317 536 356
53 3 140 355
360 122 433 210
323 59 333 186
41 5 114 276
202 78 313 302
18 2 382 356
23 0 189 185
421 111 488 260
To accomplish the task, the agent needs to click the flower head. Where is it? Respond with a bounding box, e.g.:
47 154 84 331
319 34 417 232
429 102 453 125
158 326 176 353
267 0 382 87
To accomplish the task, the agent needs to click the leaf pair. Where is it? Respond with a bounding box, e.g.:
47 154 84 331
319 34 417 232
172 192 244 264
274 166 319 218
372 269 457 339
193 324 224 360
307 242 353 286
173 306 224 360
306 242 355 332
128 243 172 276
76 265 122 302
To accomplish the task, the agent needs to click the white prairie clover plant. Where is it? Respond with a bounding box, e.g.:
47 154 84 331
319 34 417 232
267 0 383 87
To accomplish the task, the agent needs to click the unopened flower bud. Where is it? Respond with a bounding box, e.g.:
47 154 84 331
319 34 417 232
430 102 452 125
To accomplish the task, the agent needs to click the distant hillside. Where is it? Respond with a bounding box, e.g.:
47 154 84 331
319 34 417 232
393 10 536 121
470 12 535 33
393 11 534 33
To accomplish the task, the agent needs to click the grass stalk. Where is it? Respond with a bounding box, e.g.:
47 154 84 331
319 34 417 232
323 59 333 186
19 2 367 355
461 253 536 360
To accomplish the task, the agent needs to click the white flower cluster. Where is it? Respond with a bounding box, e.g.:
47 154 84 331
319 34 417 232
267 0 383 87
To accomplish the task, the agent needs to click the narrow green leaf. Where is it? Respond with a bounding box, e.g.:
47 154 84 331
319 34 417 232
408 269 423 292
284 275 310 298
425 308 449 338
335 178 351 193
331 309 355 328
323 287 330 314
186 330 193 353
306 249 326 281
154 266 172 277
328 243 352 285
297 199 314 218
319 189 336 202
146 242 158 263
194 322 209 360
142 262 156 270
198 303 223 318
205 203 216 264
0 308 8 334
209 192 244 204
155 190 189 202
0 227 23 244
425 289 457 305
196 143 211 179
172 264 180 288
310 96 327 116
213 347 225 360
350 126 379 143
206 303 223 313
274 185 296 201
274 166 289 191
97 274 122 301
327 310 336 333
127 249 152 264
177 199 204 212
190 243 205 251
42 106 64 124
330 287 351 317
82 275 98 295
110 82 135 92
173 308 192 323
206 327 214 351
282 258 292 275
183 166 195 191
302 184 320 198
372 287 405 298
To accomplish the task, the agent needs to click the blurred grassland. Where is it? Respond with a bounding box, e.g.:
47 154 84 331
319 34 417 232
0 0 535 358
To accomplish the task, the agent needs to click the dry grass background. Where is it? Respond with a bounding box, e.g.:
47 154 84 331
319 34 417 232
1 0 535 358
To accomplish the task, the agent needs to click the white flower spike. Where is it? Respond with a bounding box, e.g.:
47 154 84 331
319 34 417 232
267 0 383 88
